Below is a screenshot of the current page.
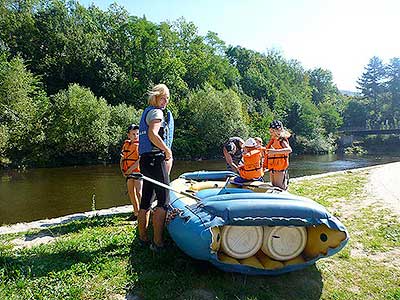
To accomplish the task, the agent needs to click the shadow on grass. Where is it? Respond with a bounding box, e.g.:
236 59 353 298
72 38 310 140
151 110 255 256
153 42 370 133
127 234 323 300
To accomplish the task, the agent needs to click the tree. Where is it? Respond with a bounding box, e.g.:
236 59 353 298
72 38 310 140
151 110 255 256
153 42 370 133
357 56 387 127
47 84 111 163
386 57 400 127
319 102 343 134
0 56 50 165
175 84 249 159
342 98 368 129
357 56 386 99
308 68 338 105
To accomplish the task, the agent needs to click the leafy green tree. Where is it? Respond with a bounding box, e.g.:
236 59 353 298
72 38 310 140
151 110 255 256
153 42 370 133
342 98 368 129
0 56 49 165
308 68 338 105
0 0 356 162
47 84 111 163
319 102 343 134
175 84 248 158
108 103 142 159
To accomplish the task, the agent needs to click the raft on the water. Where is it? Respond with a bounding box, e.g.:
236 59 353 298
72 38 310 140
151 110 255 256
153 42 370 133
166 171 349 275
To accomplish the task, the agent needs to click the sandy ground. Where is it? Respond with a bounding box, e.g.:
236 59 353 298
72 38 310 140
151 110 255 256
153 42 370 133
1 162 399 249
367 161 400 216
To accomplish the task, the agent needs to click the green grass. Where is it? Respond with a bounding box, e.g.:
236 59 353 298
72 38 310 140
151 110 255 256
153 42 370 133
1 171 399 300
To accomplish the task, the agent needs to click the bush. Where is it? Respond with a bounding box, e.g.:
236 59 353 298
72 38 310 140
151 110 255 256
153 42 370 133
0 56 50 166
108 103 142 160
178 84 249 158
47 84 111 163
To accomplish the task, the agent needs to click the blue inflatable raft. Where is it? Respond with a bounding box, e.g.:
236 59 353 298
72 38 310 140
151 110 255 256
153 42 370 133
166 171 349 275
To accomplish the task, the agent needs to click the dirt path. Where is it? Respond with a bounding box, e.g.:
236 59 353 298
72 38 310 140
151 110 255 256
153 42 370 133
367 161 400 217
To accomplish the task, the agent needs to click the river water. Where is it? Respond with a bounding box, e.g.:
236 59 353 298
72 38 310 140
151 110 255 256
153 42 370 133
1 153 399 225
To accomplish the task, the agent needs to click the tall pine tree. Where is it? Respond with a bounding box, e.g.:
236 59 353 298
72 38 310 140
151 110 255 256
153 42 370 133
357 56 386 127
386 57 400 127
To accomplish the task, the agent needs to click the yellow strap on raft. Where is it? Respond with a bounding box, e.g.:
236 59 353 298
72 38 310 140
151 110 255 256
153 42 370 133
239 256 264 269
218 253 240 265
255 250 284 269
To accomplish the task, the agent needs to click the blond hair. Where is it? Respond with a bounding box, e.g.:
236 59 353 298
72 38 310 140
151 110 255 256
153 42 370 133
279 129 291 140
254 137 263 144
148 84 170 106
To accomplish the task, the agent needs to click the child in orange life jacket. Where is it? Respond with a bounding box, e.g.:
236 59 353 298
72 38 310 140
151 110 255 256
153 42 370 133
233 138 264 183
255 136 267 160
263 120 292 190
120 124 142 221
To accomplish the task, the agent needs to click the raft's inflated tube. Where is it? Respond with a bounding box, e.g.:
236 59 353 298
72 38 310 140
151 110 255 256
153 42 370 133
167 171 349 275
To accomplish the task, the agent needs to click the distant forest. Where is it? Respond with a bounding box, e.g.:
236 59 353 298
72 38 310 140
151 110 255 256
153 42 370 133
1 0 399 167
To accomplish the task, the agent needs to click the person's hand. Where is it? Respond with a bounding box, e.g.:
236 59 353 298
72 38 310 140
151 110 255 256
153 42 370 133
266 149 275 154
164 148 172 161
165 156 173 175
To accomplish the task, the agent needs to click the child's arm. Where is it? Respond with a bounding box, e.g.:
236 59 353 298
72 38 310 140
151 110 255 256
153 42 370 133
223 147 239 172
266 139 292 155
120 156 126 177
125 158 140 175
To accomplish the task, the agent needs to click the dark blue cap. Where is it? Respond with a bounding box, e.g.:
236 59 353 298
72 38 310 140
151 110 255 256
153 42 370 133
269 120 283 129
127 124 139 132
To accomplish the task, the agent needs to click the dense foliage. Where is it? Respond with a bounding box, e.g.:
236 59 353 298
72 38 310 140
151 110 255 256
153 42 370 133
354 56 400 129
0 0 398 167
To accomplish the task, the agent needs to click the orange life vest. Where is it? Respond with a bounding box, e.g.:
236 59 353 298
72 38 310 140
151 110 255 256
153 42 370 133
264 138 289 171
239 149 264 180
121 140 140 173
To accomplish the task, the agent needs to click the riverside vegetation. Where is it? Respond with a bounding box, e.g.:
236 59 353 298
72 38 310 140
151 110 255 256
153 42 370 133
0 170 399 300
1 0 400 167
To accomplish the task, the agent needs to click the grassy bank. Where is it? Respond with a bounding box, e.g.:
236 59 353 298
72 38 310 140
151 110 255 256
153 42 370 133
1 170 399 300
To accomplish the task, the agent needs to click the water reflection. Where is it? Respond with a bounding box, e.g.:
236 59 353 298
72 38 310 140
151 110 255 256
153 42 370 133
1 153 399 225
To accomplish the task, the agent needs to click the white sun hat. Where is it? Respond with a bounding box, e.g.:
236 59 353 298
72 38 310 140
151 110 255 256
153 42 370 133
244 138 257 148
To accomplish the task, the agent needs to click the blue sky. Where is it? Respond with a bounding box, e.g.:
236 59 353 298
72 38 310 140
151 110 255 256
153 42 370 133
79 0 400 91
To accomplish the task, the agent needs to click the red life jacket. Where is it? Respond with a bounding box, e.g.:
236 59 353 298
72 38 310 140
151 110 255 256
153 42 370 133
264 138 289 171
121 140 140 173
239 149 264 180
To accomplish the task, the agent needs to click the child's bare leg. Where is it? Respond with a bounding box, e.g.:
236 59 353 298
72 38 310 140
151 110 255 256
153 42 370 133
133 179 142 214
127 179 139 215
272 171 286 190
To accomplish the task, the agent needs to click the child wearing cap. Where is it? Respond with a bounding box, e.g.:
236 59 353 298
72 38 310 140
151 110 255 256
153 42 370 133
263 120 292 190
233 137 264 183
120 124 142 221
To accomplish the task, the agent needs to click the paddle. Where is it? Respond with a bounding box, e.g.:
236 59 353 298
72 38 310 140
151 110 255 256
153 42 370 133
128 173 201 202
